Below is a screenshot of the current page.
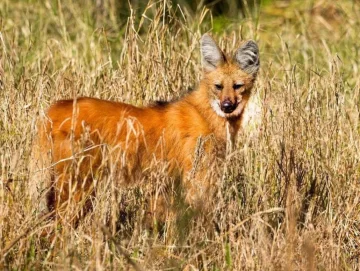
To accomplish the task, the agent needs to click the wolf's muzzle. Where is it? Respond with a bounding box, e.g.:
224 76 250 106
221 100 237 113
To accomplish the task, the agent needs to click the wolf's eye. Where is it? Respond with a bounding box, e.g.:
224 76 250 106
233 83 244 90
215 84 223 90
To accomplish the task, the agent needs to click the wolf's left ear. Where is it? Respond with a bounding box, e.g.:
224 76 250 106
234 40 260 77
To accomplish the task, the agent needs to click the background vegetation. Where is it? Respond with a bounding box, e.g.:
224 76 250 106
1 0 360 270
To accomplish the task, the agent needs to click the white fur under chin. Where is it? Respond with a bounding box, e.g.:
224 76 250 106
210 95 263 138
211 99 226 118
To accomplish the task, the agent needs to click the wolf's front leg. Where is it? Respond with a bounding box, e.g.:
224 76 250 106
182 153 220 212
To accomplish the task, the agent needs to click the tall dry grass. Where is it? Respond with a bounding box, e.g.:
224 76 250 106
1 0 360 270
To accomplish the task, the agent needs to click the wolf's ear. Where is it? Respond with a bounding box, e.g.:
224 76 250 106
201 34 225 72
234 40 260 76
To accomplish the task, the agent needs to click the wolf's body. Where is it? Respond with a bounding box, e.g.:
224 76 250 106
30 34 260 223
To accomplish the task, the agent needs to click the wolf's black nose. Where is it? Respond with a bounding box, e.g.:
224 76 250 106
221 100 236 113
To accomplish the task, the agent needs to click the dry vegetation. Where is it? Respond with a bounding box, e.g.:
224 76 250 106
1 0 360 270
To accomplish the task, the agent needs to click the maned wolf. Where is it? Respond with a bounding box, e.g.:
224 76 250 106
30 34 260 225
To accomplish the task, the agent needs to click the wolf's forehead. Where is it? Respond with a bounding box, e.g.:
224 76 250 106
216 64 251 79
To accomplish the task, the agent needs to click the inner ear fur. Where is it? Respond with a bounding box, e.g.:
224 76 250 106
234 40 260 77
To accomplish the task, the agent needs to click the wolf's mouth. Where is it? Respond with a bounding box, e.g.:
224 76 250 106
221 100 238 113
211 100 244 118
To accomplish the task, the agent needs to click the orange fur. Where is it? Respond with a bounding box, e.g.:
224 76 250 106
31 34 260 224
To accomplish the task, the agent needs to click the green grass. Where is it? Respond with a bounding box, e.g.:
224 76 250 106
1 0 360 270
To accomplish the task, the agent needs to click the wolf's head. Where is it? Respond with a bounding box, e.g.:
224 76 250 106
200 34 260 119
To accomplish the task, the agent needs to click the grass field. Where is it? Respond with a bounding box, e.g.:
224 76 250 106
1 0 360 270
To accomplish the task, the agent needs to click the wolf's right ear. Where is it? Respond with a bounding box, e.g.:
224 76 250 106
201 34 225 72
